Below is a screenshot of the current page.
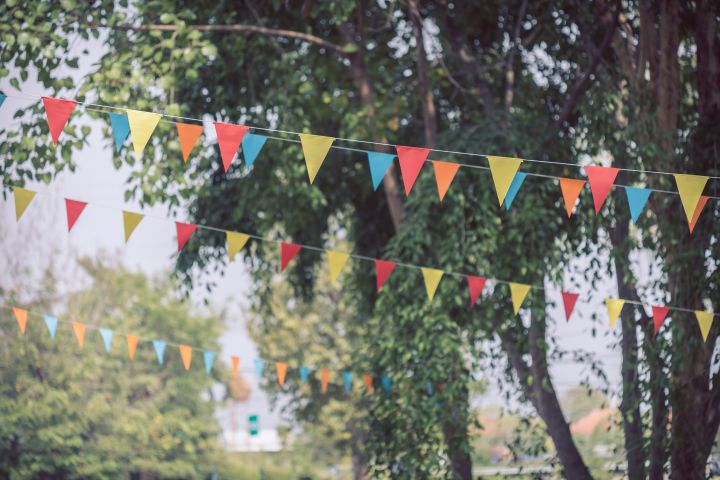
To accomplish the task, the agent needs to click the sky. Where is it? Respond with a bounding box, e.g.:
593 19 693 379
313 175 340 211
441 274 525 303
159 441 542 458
0 29 647 439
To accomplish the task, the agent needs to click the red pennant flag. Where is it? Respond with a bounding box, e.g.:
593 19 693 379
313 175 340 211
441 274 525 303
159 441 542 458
12 307 28 335
276 362 288 386
585 166 619 214
363 374 374 394
231 355 240 379
432 161 460 201
126 334 139 360
689 195 710 234
559 178 585 217
375 259 397 292
652 306 670 336
65 199 88 232
214 122 249 172
179 345 193 370
42 97 77 144
280 242 302 272
467 275 487 307
561 291 580 321
396 146 430 195
321 368 330 393
176 222 198 252
176 123 204 162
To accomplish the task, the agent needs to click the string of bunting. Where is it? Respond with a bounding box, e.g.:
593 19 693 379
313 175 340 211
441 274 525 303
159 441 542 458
8 184 718 341
3 94 718 233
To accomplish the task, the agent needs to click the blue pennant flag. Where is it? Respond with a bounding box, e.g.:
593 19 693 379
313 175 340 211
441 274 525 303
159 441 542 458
99 328 113 352
43 315 58 339
504 172 528 209
152 340 166 365
367 152 395 191
299 366 310 383
203 351 216 374
0 93 6 109
381 375 392 394
342 371 353 392
109 112 130 152
254 359 265 378
624 186 651 224
425 382 435 395
241 133 268 168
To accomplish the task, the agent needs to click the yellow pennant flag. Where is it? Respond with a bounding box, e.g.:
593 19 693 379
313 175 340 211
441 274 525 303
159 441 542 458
127 109 162 159
13 187 36 221
421 268 444 301
696 311 714 342
226 231 250 262
674 174 709 223
122 211 144 243
299 133 334 183
605 299 625 329
509 283 531 314
486 156 523 206
327 250 350 284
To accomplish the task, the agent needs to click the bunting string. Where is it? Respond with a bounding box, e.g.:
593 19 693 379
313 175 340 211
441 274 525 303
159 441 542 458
5 184 717 337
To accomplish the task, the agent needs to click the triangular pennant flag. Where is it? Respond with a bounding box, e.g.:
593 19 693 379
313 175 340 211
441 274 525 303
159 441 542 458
178 345 193 370
176 122 204 162
0 93 5 108
43 315 58 339
559 178 585 217
109 112 130 152
421 267 444 301
396 146 430 195
624 187 652 224
486 156 523 205
375 259 397 292
585 166 619 214
203 351 216 374
689 196 710 234
674 174 709 223
276 362 288 386
467 276 487 307
72 322 86 348
381 375 392 393
299 366 310 384
605 299 625 329
509 283 531 315
12 307 28 335
126 109 162 159
363 374 374 394
42 97 76 144
231 356 240 379
280 242 302 272
122 211 144 243
321 368 330 393
241 133 268 168
254 359 265 378
99 328 113 352
13 187 36 221
367 152 395 191
65 199 88 232
342 371 353 392
176 222 198 252
327 250 350 284
299 133 334 183
227 231 250 262
432 161 460 202
126 334 139 360
214 122 248 172
696 311 714 342
562 292 579 321
504 172 528 209
152 340 167 364
651 306 670 336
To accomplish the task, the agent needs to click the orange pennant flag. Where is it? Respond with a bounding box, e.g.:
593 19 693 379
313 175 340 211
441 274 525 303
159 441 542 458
559 178 585 217
176 123 204 162
688 195 709 234
72 322 86 348
12 307 28 335
363 374 374 394
231 355 240 379
321 368 330 393
276 362 288 386
126 334 139 360
179 345 193 370
432 161 460 202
